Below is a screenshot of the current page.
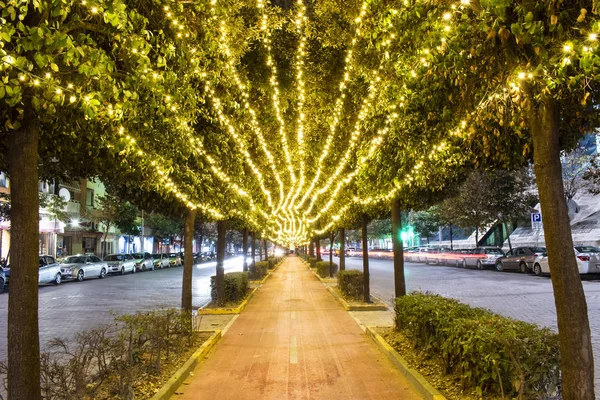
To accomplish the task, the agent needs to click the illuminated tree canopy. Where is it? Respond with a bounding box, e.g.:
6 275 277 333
0 0 598 245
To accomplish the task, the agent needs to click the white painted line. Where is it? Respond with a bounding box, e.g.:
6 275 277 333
289 336 298 364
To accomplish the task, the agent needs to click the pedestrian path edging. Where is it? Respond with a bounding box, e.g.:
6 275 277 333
327 286 388 311
150 330 222 400
196 287 258 315
365 327 446 400
311 269 337 284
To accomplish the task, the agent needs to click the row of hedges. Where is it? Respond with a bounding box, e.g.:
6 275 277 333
316 261 338 278
267 256 283 269
210 272 249 304
249 261 268 280
337 270 363 300
394 293 560 398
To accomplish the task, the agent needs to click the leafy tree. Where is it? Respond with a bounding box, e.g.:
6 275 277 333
562 146 593 201
86 194 138 257
412 210 441 245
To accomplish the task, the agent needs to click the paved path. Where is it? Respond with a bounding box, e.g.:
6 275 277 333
175 256 422 400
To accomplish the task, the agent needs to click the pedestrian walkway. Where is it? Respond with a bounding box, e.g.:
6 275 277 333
175 256 423 400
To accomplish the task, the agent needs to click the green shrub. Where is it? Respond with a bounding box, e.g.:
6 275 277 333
210 272 249 304
337 270 363 300
394 293 560 398
249 261 268 280
308 257 318 268
316 261 338 278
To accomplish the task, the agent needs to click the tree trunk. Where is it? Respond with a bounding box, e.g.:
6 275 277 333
263 239 268 260
216 221 226 306
392 198 406 297
361 214 370 303
181 208 196 313
251 231 256 267
309 239 314 257
329 231 334 277
339 228 345 271
504 220 513 252
449 225 453 250
529 94 594 400
7 112 42 400
259 236 263 261
316 238 321 261
242 228 249 272
475 228 479 246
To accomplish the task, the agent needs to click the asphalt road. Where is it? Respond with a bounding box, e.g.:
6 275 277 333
0 256 246 366
340 256 600 393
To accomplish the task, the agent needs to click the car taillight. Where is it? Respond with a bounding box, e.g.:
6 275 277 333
578 255 590 261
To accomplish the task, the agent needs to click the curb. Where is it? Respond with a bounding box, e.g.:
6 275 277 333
311 269 337 284
365 327 446 400
327 286 388 311
150 330 222 400
196 287 257 315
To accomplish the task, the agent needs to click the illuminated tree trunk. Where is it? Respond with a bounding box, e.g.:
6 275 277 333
361 215 370 303
316 238 321 261
392 199 406 297
251 231 256 267
309 239 314 257
339 228 345 271
7 111 42 400
329 231 334 277
216 221 226 306
242 228 248 272
263 239 268 260
259 235 263 261
181 208 196 313
529 93 594 400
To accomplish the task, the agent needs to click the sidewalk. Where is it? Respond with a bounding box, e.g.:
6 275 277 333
175 256 423 400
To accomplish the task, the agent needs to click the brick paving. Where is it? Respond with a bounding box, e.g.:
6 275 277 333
175 256 422 400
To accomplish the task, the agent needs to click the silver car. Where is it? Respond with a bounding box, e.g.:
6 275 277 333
3 255 63 285
461 247 505 269
131 252 155 272
104 254 137 275
60 255 107 282
152 253 171 269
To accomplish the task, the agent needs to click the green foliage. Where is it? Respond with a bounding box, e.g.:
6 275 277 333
394 293 560 398
249 261 268 280
210 272 249 305
315 261 338 278
308 257 318 268
337 270 363 300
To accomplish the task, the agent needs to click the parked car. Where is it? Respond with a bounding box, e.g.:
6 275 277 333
104 254 137 275
461 247 505 269
168 253 182 267
533 246 600 276
0 265 5 292
403 247 419 262
451 249 473 267
152 253 171 269
347 248 359 257
4 255 63 285
131 252 155 271
60 255 108 281
495 247 546 273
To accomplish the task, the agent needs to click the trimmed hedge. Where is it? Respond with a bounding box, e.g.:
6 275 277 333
249 261 268 280
337 270 363 300
210 272 249 304
308 257 318 268
316 261 338 278
394 293 560 398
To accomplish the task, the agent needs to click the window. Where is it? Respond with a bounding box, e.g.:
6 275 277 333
90 256 102 263
86 189 94 209
517 249 526 255
45 256 56 265
0 173 8 189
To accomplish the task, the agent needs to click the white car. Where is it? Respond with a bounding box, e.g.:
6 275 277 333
104 254 137 275
533 246 600 276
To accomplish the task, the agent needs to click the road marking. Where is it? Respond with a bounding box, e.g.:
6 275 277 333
290 336 298 364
